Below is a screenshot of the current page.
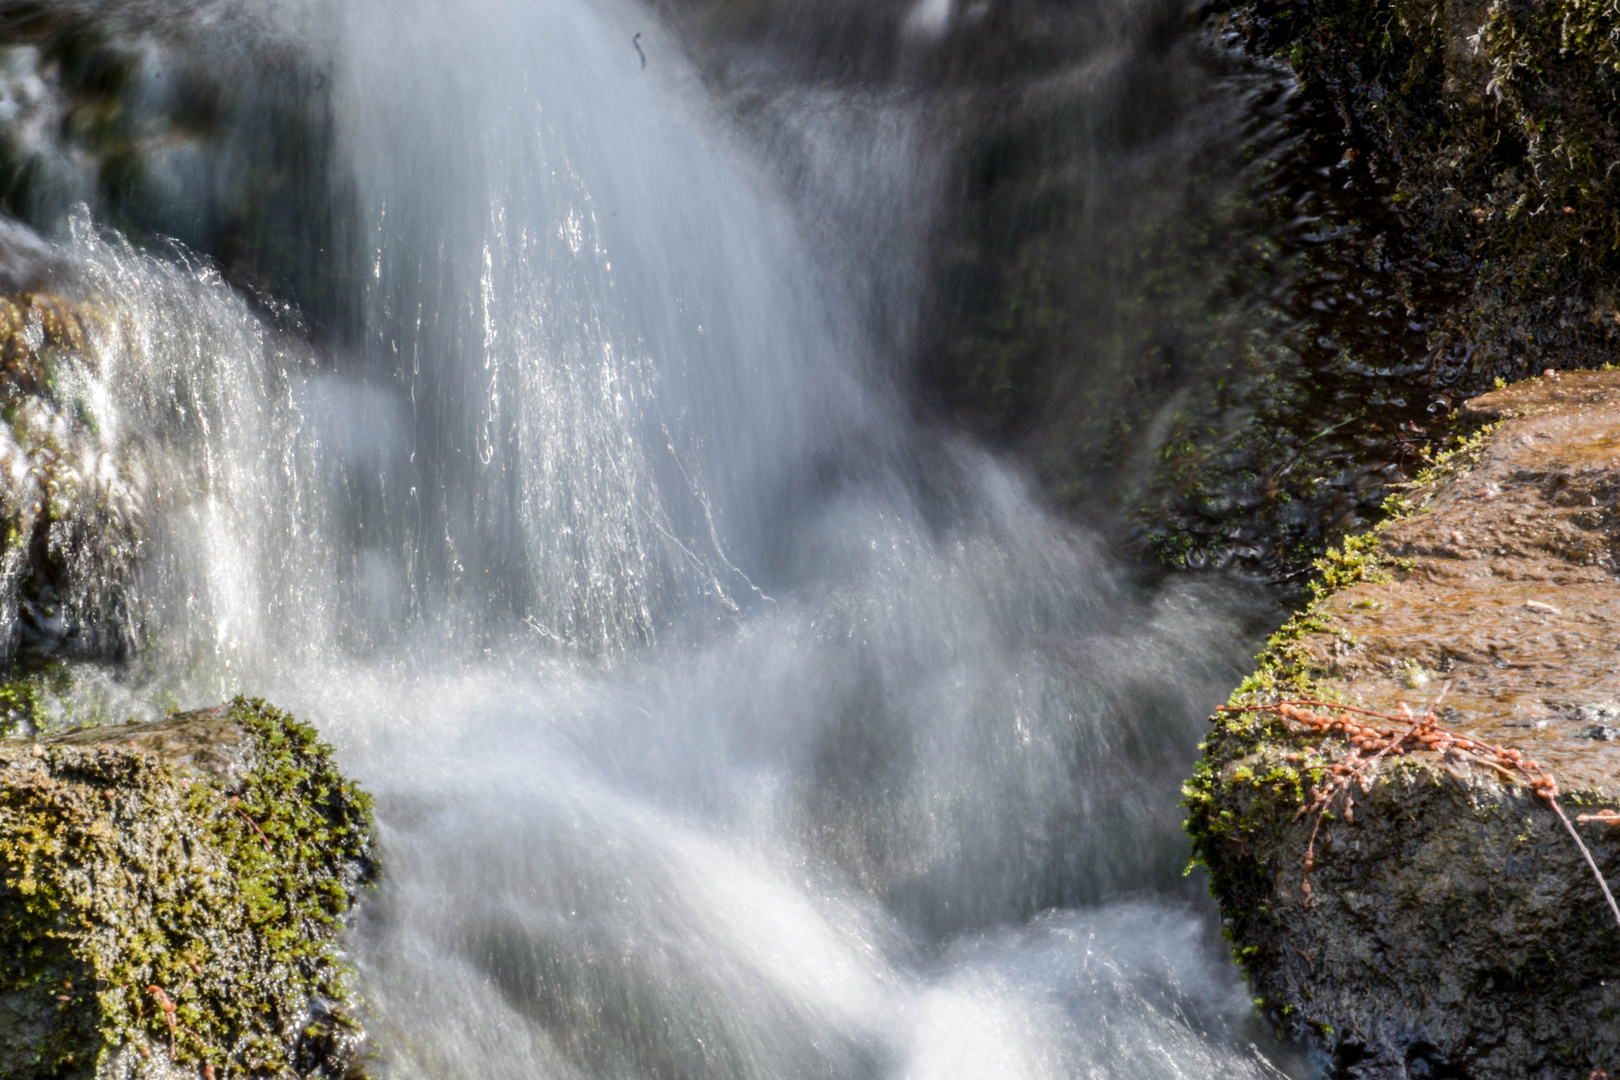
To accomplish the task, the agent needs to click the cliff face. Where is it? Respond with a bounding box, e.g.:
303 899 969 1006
1223 0 1620 378
0 698 375 1080
1187 372 1620 1078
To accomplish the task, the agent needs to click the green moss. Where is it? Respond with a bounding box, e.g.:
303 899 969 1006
0 697 375 1078
1379 418 1502 518
0 675 48 738
1182 413 1499 888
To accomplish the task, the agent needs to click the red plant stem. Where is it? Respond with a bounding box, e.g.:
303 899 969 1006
1227 697 1620 934
226 797 272 851
1218 698 1420 721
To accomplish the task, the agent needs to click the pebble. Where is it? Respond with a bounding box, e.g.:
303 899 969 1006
1576 701 1620 725
1524 600 1561 615
1582 724 1620 741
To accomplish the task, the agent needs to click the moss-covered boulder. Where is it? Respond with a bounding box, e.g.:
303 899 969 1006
1186 374 1620 1076
0 697 375 1080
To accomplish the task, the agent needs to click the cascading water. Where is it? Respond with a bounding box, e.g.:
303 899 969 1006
3 0 1309 1074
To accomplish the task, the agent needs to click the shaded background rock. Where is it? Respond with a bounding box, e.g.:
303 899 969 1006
0 0 1609 589
656 0 1499 581
0 0 1490 590
1222 0 1620 380
0 0 358 338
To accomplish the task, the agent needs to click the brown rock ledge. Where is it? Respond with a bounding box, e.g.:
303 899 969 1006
1187 371 1620 1079
1314 371 1620 796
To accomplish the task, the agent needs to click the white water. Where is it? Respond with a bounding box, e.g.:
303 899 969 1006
22 0 1303 1074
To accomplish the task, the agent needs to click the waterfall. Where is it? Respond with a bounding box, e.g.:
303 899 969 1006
2 0 1304 1074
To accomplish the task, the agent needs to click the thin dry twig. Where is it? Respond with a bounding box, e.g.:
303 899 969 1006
225 796 272 851
1547 797 1620 932
1220 687 1620 932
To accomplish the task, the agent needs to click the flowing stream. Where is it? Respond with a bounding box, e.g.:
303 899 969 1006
5 0 1312 1074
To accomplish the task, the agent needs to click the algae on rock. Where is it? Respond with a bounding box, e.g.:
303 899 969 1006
0 697 375 1080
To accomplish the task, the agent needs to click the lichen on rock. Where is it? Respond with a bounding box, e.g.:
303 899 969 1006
1186 372 1620 1077
0 696 375 1080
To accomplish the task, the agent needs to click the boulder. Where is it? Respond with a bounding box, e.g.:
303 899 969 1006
1186 372 1620 1077
0 697 374 1079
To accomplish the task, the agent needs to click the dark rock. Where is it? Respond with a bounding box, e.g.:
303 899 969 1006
0 3 359 337
1217 0 1620 389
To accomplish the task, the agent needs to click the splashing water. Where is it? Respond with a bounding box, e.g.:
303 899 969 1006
10 0 1308 1074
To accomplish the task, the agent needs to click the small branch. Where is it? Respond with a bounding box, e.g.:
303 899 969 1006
1230 693 1620 934
146 984 177 1059
1548 797 1620 931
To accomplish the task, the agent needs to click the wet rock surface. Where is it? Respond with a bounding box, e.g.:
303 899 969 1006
0 697 374 1080
1219 0 1620 379
1188 373 1620 1078
0 286 144 665
1308 372 1620 795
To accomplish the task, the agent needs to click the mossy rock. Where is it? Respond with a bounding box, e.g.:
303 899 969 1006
0 697 375 1079
1197 739 1620 1077
1186 375 1620 1076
